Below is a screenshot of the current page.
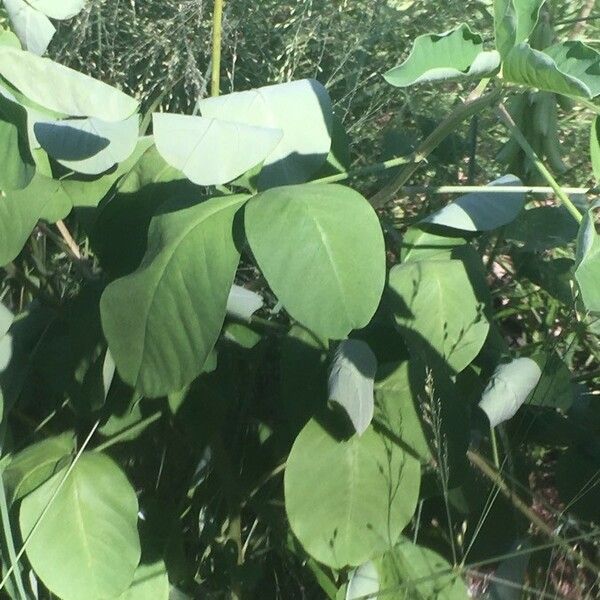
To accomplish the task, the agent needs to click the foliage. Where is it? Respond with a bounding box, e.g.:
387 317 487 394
0 0 599 599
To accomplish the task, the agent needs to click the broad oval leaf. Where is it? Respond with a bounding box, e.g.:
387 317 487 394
0 46 139 120
19 452 141 600
101 194 248 397
388 259 489 373
574 200 600 312
3 432 75 504
245 184 386 340
503 42 600 99
478 357 542 427
33 114 140 175
199 79 332 187
4 0 55 55
420 175 525 231
384 24 500 87
153 112 283 186
376 537 469 599
328 339 377 435
494 0 546 58
284 416 420 569
590 116 600 184
117 561 169 600
25 0 86 20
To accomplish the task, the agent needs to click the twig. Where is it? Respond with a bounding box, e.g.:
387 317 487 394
55 220 81 259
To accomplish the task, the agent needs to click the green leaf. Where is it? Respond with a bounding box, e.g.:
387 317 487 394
478 357 542 427
574 200 600 312
400 228 466 263
526 352 573 411
0 46 139 120
19 452 141 600
101 194 248 397
590 116 600 184
284 415 420 568
0 303 13 338
0 174 72 266
3 432 75 504
420 175 525 232
117 561 169 600
376 537 469 599
226 284 264 322
494 0 545 57
384 24 500 87
4 0 55 55
328 339 377 435
24 0 86 20
153 112 283 186
0 90 35 191
33 114 140 175
503 42 600 99
388 259 489 373
199 79 332 188
245 184 385 340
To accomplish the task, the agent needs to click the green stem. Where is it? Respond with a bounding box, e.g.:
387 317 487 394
211 0 225 98
497 103 583 223
370 83 503 208
310 155 412 186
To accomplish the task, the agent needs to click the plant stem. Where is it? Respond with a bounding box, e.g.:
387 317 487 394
310 154 413 186
497 103 583 224
55 220 81 259
467 449 600 576
211 0 225 98
370 84 503 208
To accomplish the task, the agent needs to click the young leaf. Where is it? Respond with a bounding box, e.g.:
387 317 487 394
503 42 600 99
284 416 420 568
384 24 500 87
198 79 332 187
574 200 600 312
152 112 283 186
376 537 469 599
101 194 248 397
19 452 141 600
494 0 546 57
3 0 56 55
420 175 525 231
328 339 377 435
0 46 139 120
33 114 140 175
478 357 542 427
3 432 75 504
346 561 379 600
226 284 264 322
245 184 386 340
388 260 489 373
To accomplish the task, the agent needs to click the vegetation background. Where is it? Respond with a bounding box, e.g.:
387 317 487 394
0 0 599 598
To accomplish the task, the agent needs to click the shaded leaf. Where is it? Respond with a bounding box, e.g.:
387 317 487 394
384 24 500 87
117 560 169 600
494 0 546 57
574 200 600 312
245 184 385 340
505 206 578 250
101 194 248 397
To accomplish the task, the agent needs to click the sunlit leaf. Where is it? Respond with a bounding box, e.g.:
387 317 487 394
25 0 86 20
574 200 600 312
494 0 546 57
3 0 55 55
